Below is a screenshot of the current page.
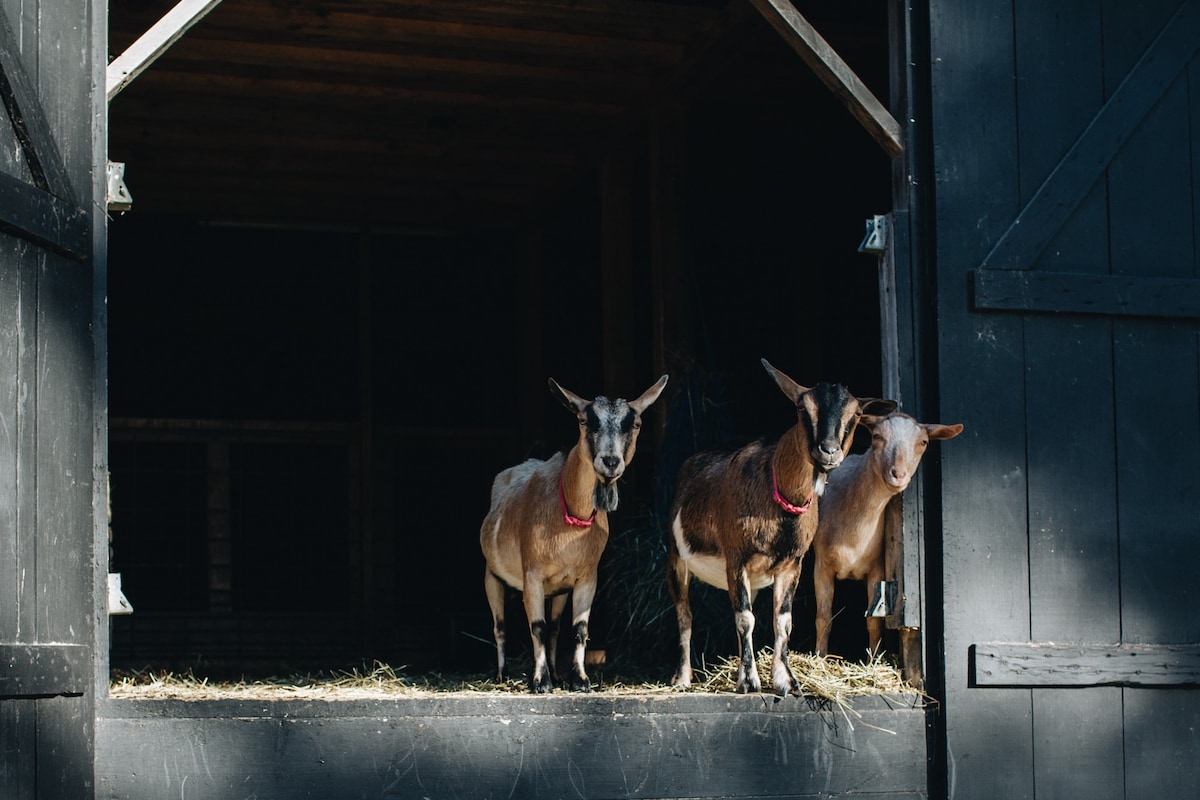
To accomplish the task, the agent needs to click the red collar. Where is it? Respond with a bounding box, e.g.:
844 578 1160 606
559 473 597 528
772 465 813 515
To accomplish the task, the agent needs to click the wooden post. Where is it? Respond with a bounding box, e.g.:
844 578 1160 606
518 228 544 449
356 227 374 659
650 105 686 439
206 441 232 612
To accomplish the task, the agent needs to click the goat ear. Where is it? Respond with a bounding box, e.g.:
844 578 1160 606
548 378 589 415
925 422 964 441
859 414 887 429
760 358 810 403
628 374 669 414
858 397 898 416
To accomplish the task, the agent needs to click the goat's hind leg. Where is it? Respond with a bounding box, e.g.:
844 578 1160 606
484 568 509 682
546 592 569 686
667 547 694 686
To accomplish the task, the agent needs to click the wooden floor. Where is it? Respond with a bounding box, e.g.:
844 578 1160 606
97 693 929 799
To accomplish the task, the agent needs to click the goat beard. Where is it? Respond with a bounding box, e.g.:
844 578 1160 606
594 482 620 513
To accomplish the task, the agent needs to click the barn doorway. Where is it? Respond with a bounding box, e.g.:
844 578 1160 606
104 0 895 684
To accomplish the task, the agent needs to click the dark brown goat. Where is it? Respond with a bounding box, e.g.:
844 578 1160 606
667 359 895 695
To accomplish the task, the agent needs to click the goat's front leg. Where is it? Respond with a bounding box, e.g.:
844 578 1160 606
728 563 761 694
565 572 597 691
770 568 800 696
667 548 694 686
813 559 835 658
522 570 554 693
484 568 509 682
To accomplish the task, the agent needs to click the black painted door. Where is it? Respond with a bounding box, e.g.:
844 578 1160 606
927 1 1200 798
0 0 100 796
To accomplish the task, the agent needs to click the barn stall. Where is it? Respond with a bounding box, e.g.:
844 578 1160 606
90 0 935 797
4 0 1199 797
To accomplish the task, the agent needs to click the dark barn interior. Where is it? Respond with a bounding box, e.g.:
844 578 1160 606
104 0 893 681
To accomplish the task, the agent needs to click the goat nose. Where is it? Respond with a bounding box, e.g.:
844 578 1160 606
601 456 621 472
891 467 908 481
819 441 840 456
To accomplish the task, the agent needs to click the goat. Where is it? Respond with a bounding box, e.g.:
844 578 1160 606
667 358 895 695
481 374 668 693
813 412 962 657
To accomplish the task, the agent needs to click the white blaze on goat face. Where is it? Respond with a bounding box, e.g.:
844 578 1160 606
581 397 641 482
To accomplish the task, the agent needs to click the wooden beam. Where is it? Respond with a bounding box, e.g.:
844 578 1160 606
972 269 1200 320
748 0 902 157
0 172 89 260
972 642 1200 688
107 0 224 102
0 644 88 697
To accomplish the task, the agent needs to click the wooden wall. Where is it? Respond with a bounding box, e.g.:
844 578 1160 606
926 0 1200 797
97 694 929 799
0 0 103 795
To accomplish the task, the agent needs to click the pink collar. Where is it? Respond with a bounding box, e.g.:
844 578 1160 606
559 473 597 528
772 466 813 515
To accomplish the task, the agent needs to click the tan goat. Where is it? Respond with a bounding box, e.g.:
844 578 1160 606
481 374 668 693
813 412 962 657
668 359 895 695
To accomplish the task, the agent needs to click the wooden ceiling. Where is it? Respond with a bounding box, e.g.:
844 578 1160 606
106 0 888 230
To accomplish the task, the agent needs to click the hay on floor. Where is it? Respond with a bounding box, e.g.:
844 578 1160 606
110 650 923 708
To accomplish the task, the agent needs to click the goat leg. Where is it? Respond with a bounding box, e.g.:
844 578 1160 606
566 573 597 691
523 571 555 693
730 567 761 694
667 551 694 686
546 593 568 685
771 570 800 696
813 561 835 658
484 568 509 682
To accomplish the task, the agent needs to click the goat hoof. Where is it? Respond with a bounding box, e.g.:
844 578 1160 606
529 674 554 694
570 676 592 692
735 678 761 694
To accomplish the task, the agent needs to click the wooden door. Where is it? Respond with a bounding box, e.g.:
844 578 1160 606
0 0 101 796
926 0 1200 798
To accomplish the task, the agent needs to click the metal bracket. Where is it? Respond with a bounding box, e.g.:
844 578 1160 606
106 161 133 213
108 573 134 615
866 580 896 618
858 214 889 254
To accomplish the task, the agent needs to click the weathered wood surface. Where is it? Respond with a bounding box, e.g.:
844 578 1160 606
97 695 929 800
0 644 88 697
972 269 1200 319
972 643 1200 687
975 0 1200 272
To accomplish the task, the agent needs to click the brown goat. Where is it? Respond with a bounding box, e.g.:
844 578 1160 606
667 359 895 695
813 412 962 657
481 375 668 692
